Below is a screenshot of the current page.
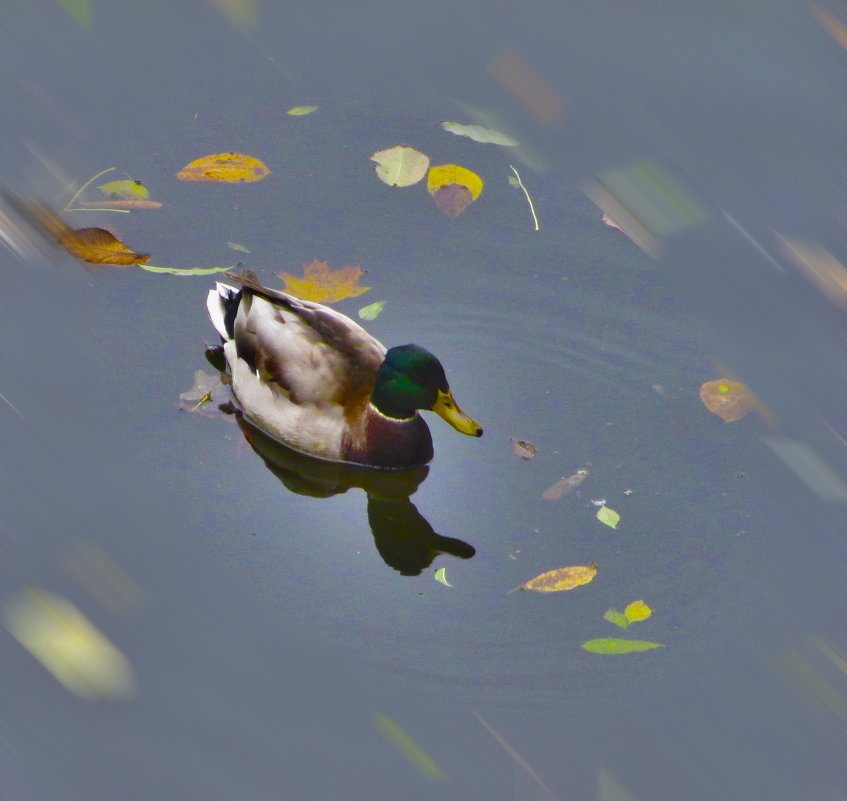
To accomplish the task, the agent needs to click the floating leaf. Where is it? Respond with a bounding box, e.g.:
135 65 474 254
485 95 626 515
434 567 453 587
60 227 150 265
98 179 150 200
625 599 652 622
522 563 597 592
603 608 630 629
541 469 588 501
581 638 664 654
428 165 483 202
358 300 385 320
75 199 162 210
699 379 755 422
511 439 537 460
3 586 136 700
371 146 430 187
278 259 371 303
176 152 271 183
137 263 234 276
430 184 473 218
596 505 620 529
287 105 318 116
440 121 520 146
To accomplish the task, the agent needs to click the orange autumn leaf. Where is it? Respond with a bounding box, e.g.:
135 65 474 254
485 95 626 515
277 259 371 303
699 379 755 422
522 563 597 592
176 153 271 183
59 227 150 265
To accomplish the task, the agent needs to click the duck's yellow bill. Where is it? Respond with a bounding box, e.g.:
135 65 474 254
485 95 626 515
432 389 483 437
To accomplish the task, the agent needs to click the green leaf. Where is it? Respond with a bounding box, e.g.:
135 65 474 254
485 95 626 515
603 608 629 629
581 638 664 654
137 264 236 276
433 567 452 587
98 179 150 200
358 301 385 320
287 105 318 116
596 505 620 529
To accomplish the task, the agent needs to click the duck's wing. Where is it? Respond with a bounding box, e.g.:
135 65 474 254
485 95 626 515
223 270 386 409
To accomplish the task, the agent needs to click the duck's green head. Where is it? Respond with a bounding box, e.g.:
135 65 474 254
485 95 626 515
372 345 483 437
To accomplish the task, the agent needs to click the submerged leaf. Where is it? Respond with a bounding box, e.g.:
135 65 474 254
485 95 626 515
60 227 150 265
278 259 371 303
581 638 664 654
511 439 537 460
522 563 597 592
371 146 430 187
541 469 588 501
699 379 755 422
358 300 385 320
176 153 271 183
179 369 232 418
603 608 630 629
596 505 620 529
441 121 520 146
430 184 473 218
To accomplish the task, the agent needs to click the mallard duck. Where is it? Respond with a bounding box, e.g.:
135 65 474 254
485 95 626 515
206 270 482 469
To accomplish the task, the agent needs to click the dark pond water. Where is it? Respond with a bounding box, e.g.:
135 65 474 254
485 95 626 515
4 2 847 800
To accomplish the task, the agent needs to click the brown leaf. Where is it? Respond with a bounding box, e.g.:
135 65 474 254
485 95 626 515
431 183 473 218
699 379 755 422
522 563 597 592
59 227 150 265
176 153 271 183
541 469 588 501
277 259 371 303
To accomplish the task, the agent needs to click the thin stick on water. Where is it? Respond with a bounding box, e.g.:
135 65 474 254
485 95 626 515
509 164 540 231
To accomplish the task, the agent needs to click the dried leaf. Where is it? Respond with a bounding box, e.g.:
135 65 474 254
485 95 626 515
625 600 652 622
596 505 620 529
358 300 385 320
511 439 537 460
581 638 664 654
371 146 430 187
287 105 318 116
75 199 162 209
434 567 452 587
176 152 271 183
603 608 630 629
522 563 597 592
60 227 149 265
441 121 520 146
278 259 371 303
541 469 588 501
699 379 755 422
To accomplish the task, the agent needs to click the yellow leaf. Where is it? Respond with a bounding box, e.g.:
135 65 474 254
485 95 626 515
522 563 597 592
287 105 318 116
60 227 150 265
277 259 371 303
3 586 136 700
625 599 652 622
427 164 483 199
699 379 755 422
176 152 271 183
433 567 453 587
98 179 150 200
581 638 664 654
596 505 620 529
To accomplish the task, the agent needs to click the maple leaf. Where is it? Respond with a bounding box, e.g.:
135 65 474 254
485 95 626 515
277 260 371 303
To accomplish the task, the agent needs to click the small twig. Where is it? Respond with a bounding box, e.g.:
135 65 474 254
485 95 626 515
62 167 116 212
509 165 540 231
